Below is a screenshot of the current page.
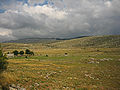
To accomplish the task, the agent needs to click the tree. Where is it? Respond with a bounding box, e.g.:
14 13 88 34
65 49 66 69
13 50 19 56
25 49 31 55
0 45 13 90
25 49 34 56
30 51 34 56
19 51 24 56
0 45 8 73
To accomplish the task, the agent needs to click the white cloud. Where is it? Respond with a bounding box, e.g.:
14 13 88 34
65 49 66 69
0 28 16 42
105 1 112 7
23 4 67 20
0 0 120 41
0 28 12 36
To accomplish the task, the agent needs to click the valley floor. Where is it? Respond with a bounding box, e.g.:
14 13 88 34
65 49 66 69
1 48 120 89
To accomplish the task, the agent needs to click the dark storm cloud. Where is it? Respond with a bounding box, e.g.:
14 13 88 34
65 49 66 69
0 0 120 41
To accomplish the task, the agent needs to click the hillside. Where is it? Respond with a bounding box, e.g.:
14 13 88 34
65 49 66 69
1 35 120 50
3 38 62 44
50 35 120 48
2 36 87 44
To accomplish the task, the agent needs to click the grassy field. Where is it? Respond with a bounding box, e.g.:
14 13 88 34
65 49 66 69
50 35 120 48
1 48 119 89
0 35 120 89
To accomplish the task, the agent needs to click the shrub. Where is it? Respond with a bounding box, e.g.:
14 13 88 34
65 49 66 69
19 51 24 56
30 51 34 56
0 49 8 73
25 49 31 55
25 49 34 56
13 50 19 56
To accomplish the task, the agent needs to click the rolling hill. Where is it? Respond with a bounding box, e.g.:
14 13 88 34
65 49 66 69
2 36 87 44
3 38 62 44
50 35 120 48
1 35 120 50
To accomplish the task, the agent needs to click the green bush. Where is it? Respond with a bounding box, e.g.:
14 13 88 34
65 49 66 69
13 50 19 56
0 45 8 73
25 49 31 54
19 51 24 56
25 49 34 56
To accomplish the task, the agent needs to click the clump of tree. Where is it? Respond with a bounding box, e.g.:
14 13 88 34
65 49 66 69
12 49 34 57
25 49 34 56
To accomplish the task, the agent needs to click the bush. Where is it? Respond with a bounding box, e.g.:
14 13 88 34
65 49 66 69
30 51 34 56
13 50 19 56
25 49 31 54
25 49 34 56
19 51 24 56
0 46 8 73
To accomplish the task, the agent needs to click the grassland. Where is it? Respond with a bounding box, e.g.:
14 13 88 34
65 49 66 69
50 35 120 48
0 35 120 89
1 48 119 89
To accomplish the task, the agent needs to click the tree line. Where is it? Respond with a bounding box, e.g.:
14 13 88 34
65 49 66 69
12 49 34 56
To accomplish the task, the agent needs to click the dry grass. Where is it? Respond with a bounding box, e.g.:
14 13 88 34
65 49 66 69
1 37 120 89
0 72 17 87
2 48 119 89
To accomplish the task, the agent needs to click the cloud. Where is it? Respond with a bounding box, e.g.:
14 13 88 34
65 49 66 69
0 0 120 41
0 28 16 42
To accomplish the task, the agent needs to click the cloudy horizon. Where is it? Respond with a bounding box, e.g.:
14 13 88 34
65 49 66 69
0 0 120 41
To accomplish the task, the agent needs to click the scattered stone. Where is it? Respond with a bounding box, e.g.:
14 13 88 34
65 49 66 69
11 84 16 88
100 58 112 61
85 74 94 79
34 83 39 86
67 77 72 79
19 88 26 90
9 84 26 90
59 71 62 73
9 87 17 90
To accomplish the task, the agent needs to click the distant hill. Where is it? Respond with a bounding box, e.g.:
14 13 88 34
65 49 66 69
50 35 120 48
2 35 120 49
3 36 87 44
3 38 61 44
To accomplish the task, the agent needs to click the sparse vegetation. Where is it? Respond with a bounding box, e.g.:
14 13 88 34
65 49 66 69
51 35 120 48
0 44 9 89
6 48 120 89
0 35 120 89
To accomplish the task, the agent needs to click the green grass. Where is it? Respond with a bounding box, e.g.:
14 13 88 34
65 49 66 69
1 35 120 89
4 48 120 89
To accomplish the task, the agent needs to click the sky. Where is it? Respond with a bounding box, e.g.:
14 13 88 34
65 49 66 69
0 0 120 41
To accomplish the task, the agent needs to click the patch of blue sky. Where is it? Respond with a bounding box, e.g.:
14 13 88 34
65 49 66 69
0 9 6 13
0 0 10 5
34 0 49 6
34 0 55 7
17 0 29 5
49 1 54 6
